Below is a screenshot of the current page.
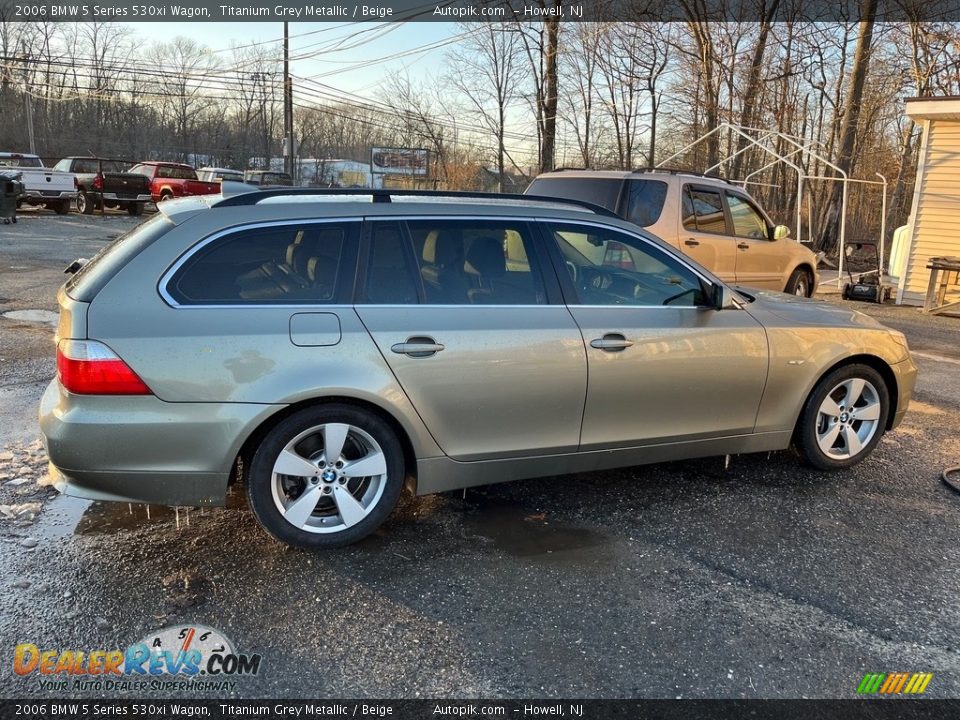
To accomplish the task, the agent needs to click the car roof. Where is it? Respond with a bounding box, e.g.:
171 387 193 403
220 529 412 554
199 166 242 172
533 169 734 186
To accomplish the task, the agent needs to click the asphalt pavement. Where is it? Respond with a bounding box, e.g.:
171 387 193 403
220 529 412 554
1 210 958 699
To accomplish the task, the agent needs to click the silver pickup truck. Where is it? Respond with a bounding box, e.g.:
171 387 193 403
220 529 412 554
0 152 76 215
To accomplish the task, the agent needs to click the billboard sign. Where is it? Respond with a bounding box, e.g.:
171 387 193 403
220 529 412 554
371 147 429 176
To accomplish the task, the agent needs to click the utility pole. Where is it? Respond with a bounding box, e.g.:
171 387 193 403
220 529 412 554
283 22 294 182
20 42 36 154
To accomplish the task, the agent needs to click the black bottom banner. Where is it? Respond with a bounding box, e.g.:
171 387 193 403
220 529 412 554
1 699 958 720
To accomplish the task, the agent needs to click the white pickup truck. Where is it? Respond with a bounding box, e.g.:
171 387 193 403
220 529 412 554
0 152 77 215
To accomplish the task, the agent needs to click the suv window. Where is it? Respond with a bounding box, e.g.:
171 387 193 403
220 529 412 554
682 186 728 235
726 193 769 239
361 222 421 304
526 177 623 212
624 179 668 227
167 222 350 305
406 219 547 305
546 222 707 307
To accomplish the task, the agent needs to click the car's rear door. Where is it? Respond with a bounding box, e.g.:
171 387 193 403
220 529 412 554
541 219 768 450
355 217 587 461
678 183 737 284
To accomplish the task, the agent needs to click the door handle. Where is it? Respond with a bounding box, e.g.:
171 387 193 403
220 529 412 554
684 238 700 247
590 333 634 352
391 337 445 358
737 242 750 250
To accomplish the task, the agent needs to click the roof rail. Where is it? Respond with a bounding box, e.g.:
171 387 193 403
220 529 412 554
632 166 733 184
212 188 620 218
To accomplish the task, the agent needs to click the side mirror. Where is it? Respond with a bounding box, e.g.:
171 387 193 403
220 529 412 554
772 224 791 241
714 284 738 310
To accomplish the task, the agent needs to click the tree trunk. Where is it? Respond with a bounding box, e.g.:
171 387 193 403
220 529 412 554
815 0 879 254
539 16 559 173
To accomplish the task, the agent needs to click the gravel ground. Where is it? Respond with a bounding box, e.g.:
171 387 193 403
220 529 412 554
1 212 958 700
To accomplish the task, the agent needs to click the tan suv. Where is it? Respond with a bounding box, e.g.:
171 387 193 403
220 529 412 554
527 169 819 296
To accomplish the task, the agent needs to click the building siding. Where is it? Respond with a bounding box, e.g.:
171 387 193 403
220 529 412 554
901 120 960 306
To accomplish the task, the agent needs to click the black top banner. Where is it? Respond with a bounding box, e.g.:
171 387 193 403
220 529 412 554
1 0 959 22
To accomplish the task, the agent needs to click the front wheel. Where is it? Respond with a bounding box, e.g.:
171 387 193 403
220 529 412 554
795 363 890 470
246 404 405 549
785 268 813 297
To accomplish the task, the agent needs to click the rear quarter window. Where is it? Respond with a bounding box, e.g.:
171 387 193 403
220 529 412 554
624 179 668 227
527 177 624 212
65 214 175 302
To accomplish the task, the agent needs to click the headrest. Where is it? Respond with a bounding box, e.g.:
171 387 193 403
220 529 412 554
307 257 319 283
423 230 462 268
466 237 506 278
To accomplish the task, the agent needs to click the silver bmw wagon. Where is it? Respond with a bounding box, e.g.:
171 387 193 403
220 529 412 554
40 190 917 548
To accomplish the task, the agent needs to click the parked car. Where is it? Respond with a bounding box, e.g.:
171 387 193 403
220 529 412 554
41 190 916 549
52 157 152 216
244 170 294 187
526 169 819 297
0 152 76 215
127 162 220 203
197 167 245 184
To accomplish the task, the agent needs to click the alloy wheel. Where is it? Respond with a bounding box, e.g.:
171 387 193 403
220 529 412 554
815 377 882 460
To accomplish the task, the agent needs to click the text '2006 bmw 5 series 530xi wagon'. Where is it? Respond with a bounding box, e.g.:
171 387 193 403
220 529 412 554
40 189 917 549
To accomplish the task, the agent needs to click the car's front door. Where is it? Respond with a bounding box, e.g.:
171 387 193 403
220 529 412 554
679 184 737 284
726 192 789 291
355 218 587 462
542 220 769 450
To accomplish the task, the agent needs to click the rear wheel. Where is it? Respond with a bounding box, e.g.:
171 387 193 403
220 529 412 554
76 192 95 215
795 363 890 470
52 200 70 215
246 404 405 549
126 203 143 216
158 191 174 203
785 268 813 297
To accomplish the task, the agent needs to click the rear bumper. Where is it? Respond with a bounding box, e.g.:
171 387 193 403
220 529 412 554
39 380 279 507
100 193 151 203
23 190 76 202
890 355 918 430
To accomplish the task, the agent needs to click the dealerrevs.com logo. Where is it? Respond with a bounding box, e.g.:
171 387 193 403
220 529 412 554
13 624 262 693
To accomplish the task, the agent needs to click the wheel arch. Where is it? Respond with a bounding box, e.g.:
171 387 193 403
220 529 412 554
790 263 817 296
231 395 419 493
796 354 899 435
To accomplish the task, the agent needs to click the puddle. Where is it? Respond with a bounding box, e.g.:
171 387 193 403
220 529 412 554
2 309 58 326
460 496 608 559
30 486 248 539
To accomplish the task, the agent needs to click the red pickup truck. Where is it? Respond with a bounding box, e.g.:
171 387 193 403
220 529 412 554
127 162 220 203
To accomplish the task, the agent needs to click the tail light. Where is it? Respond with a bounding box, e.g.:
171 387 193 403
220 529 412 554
93 173 103 191
57 340 152 395
73 177 79 189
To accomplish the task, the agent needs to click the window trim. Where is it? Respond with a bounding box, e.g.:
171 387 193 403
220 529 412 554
535 217 718 309
682 183 732 237
158 218 362 309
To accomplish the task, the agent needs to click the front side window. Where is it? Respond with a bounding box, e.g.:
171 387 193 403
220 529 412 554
407 219 547 305
166 222 350 305
682 186 728 235
546 222 708 307
726 194 769 239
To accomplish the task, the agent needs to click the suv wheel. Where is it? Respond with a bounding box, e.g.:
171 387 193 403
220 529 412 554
785 268 812 297
795 364 889 470
246 404 405 549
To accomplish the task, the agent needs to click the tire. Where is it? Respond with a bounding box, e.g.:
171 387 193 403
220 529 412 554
76 192 95 215
127 203 143 216
785 268 813 297
795 363 890 470
53 200 70 215
158 191 174 203
246 404 405 549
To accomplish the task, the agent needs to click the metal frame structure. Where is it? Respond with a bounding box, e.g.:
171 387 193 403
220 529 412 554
657 123 888 287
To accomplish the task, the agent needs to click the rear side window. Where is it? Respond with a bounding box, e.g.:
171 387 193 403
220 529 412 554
407 219 547 305
526 177 623 212
682 186 728 235
360 222 420 304
66 214 175 302
624 179 668 226
166 222 350 305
